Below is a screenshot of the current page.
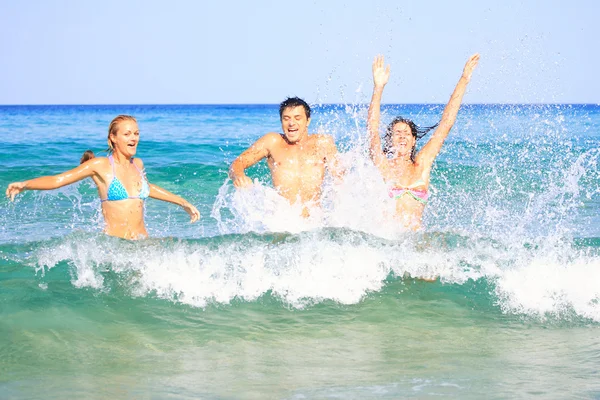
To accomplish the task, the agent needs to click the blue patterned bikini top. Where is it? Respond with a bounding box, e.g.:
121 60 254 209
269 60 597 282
101 155 150 202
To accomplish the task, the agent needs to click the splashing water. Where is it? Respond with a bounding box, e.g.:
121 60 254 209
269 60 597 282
1 104 600 319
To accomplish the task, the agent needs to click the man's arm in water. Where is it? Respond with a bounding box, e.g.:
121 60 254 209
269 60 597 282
320 135 344 183
229 133 278 188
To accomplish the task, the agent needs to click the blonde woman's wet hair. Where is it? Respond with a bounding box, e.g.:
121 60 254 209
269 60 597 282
80 115 137 164
107 115 137 153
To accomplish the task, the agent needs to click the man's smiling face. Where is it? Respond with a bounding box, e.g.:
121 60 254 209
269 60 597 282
281 106 310 144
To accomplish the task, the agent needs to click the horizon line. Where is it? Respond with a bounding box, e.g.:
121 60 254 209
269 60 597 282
0 102 598 107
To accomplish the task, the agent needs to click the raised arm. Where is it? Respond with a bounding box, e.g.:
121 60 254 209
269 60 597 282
228 133 275 188
6 159 101 201
417 53 480 165
148 184 200 222
367 55 391 169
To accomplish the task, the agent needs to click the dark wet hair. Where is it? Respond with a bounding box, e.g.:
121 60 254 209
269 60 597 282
279 97 311 120
383 117 438 162
80 150 95 164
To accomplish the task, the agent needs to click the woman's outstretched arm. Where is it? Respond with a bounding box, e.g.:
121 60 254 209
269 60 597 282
6 159 101 201
149 184 200 223
417 54 480 166
367 55 391 169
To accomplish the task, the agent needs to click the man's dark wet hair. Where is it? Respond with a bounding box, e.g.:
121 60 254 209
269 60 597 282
279 97 311 120
383 117 438 162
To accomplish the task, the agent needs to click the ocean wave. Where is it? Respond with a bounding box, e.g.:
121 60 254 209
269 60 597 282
19 229 600 323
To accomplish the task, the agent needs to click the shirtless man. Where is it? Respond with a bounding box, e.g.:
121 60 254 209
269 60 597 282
229 97 341 217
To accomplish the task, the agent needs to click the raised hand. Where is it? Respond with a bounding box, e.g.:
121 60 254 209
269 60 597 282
462 53 480 81
6 182 27 201
372 55 391 88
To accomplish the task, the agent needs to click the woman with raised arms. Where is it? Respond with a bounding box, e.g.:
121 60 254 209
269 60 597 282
367 54 480 229
6 115 200 239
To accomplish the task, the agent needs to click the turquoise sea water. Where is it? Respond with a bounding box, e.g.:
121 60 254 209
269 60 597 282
1 104 600 399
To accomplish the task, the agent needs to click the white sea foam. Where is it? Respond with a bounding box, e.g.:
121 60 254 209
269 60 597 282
32 227 600 322
494 250 600 321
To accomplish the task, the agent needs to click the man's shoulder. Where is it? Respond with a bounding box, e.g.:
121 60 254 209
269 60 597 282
259 132 284 144
247 132 283 152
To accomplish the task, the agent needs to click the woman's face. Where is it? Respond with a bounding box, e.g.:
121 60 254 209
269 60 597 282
110 120 139 157
390 122 415 157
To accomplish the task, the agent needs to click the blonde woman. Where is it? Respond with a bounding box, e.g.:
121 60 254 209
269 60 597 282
6 115 200 239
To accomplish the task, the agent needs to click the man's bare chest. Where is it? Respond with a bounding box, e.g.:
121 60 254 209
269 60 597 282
269 147 325 170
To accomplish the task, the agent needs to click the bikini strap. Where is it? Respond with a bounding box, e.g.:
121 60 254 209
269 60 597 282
108 154 116 175
131 157 147 182
110 155 142 174
130 157 141 173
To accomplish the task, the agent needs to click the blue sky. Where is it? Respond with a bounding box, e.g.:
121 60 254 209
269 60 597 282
0 0 598 104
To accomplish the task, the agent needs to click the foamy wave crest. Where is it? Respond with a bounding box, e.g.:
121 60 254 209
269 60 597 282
494 248 600 321
31 231 487 308
31 230 600 321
